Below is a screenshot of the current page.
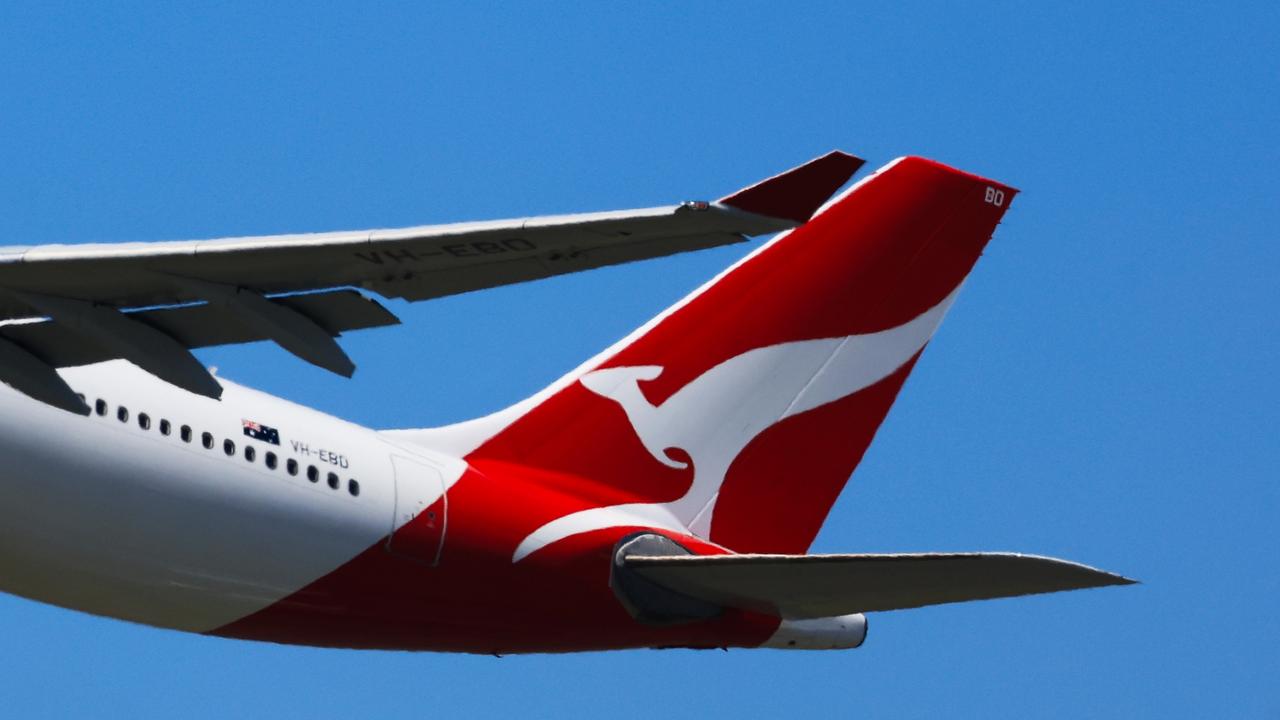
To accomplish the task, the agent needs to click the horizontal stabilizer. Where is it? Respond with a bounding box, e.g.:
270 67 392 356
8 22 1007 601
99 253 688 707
623 552 1135 619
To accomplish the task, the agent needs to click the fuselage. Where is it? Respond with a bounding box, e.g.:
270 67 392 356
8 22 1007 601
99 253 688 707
0 360 778 653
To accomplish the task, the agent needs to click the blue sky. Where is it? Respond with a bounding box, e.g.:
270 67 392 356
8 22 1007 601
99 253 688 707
0 2 1276 717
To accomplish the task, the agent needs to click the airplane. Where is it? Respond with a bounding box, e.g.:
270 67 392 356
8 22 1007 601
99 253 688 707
0 151 1133 653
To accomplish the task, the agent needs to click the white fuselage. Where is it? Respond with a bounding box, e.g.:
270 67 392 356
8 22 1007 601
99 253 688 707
0 360 456 633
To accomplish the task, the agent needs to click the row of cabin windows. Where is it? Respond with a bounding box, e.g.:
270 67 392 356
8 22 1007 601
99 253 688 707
89 396 360 497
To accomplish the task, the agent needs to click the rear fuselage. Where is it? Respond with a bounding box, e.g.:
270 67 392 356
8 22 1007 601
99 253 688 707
0 360 778 652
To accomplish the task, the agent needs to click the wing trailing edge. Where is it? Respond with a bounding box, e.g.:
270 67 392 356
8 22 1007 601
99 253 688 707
0 289 398 412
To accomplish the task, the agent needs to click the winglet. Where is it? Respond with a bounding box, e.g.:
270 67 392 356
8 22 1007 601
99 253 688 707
717 150 865 223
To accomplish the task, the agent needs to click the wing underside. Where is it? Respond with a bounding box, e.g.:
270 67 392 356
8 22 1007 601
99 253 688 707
0 151 865 411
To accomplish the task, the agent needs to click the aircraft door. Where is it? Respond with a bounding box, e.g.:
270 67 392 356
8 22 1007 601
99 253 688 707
386 455 447 566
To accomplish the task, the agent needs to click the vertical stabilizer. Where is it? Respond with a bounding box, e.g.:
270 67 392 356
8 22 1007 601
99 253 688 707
395 155 1018 559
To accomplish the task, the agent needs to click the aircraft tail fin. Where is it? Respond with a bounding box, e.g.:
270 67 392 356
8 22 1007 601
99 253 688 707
395 154 1019 558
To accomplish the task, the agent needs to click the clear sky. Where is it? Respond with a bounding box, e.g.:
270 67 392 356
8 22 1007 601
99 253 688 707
0 2 1276 717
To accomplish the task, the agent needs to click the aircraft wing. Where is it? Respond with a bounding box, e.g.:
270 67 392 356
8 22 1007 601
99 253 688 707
622 552 1136 619
0 151 864 413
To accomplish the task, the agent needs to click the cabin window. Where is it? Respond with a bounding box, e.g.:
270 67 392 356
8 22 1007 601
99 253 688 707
223 439 235 456
181 425 192 443
138 413 150 430
327 472 339 490
95 399 107 416
159 419 171 436
286 458 298 476
306 465 319 483
348 479 360 497
265 452 277 470
201 432 214 449
244 445 256 462
117 406 129 423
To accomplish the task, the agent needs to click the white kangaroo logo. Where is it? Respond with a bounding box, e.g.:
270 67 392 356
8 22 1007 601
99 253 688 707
511 288 962 562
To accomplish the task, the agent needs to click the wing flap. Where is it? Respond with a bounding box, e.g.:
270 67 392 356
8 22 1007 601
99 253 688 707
623 552 1135 619
0 289 398 370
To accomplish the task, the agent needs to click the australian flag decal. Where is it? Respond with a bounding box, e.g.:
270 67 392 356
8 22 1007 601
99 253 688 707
242 419 281 445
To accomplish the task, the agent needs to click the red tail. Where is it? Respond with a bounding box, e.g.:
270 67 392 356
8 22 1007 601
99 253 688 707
410 156 1017 557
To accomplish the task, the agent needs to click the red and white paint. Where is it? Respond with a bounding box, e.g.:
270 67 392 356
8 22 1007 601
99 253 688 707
0 156 1017 653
